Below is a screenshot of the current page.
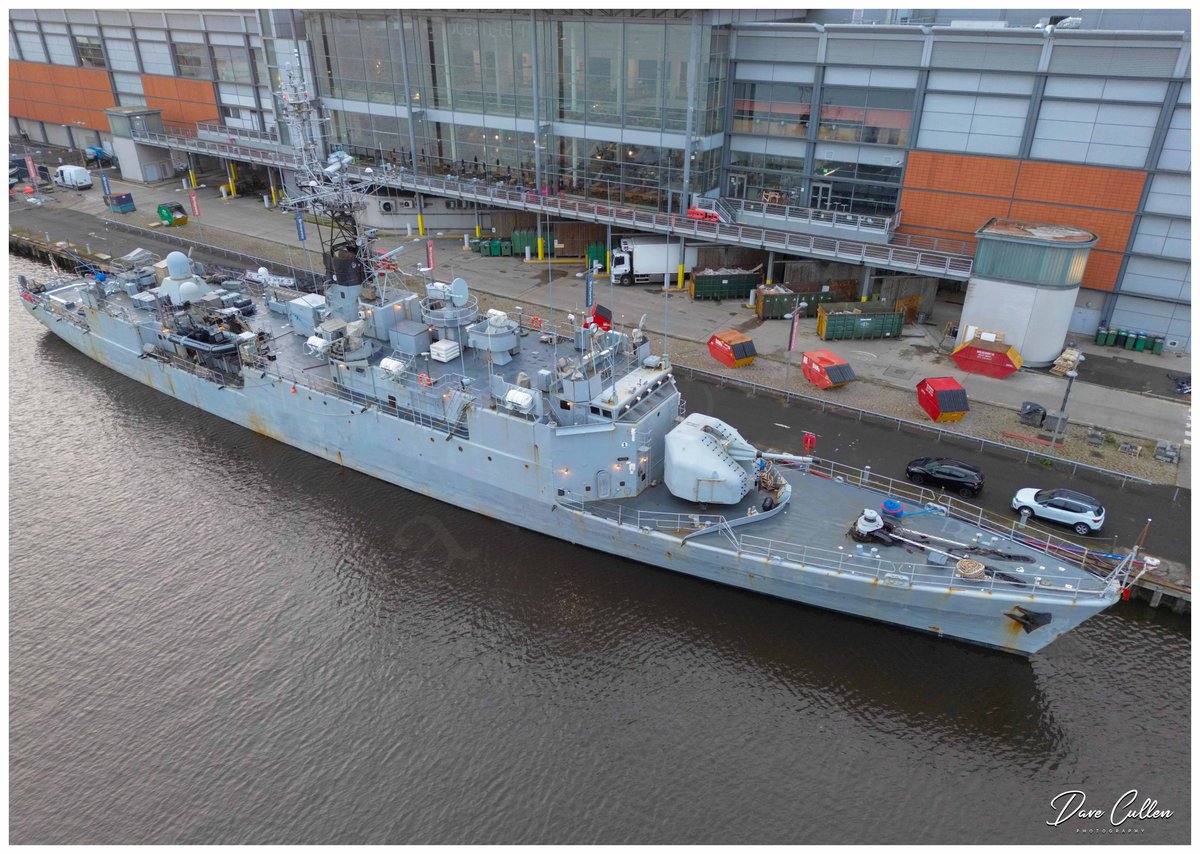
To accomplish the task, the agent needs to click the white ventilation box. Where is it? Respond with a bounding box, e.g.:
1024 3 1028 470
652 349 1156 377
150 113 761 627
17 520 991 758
430 339 461 362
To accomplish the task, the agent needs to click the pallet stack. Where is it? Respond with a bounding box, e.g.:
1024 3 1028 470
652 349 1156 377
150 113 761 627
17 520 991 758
1049 346 1082 376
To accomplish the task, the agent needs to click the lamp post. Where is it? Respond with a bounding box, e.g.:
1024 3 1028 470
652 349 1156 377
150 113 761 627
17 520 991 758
783 299 808 389
1048 354 1085 456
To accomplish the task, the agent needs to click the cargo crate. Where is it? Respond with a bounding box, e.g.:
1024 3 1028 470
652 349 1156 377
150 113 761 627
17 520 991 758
816 301 904 340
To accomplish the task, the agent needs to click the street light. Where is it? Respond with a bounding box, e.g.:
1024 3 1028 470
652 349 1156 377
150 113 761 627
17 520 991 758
783 299 809 389
1048 354 1085 456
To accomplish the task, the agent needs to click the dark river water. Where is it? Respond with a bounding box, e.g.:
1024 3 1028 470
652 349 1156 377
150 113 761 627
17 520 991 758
8 256 1190 844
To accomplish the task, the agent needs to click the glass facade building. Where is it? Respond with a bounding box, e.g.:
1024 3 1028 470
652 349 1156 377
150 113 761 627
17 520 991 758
306 10 729 211
7 8 1193 347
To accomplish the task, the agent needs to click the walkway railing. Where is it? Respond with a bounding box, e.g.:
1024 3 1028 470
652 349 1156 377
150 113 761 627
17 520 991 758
127 127 976 280
718 196 900 239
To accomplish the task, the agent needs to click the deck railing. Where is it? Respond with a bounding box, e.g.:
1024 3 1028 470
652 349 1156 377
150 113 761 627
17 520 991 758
557 483 1113 601
797 457 1117 573
735 534 1110 600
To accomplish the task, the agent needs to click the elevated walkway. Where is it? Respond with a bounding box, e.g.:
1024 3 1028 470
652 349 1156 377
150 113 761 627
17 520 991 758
131 127 976 280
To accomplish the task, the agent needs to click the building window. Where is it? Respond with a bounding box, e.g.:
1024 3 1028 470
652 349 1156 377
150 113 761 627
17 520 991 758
732 81 813 138
172 42 211 79
74 35 106 68
211 44 252 83
819 86 913 146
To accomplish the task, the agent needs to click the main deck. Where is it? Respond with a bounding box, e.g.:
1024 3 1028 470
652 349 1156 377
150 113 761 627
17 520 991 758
560 459 1119 602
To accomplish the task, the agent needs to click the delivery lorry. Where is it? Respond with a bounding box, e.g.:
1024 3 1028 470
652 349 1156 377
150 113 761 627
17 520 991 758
53 165 93 190
610 236 699 287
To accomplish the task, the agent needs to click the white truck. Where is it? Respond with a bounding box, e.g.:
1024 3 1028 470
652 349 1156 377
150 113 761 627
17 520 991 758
610 236 698 287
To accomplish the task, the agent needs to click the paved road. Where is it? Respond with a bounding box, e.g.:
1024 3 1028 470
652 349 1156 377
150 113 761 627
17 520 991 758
676 375 1191 566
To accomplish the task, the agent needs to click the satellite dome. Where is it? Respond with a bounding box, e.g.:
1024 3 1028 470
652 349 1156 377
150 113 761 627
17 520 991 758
166 251 191 278
178 281 206 304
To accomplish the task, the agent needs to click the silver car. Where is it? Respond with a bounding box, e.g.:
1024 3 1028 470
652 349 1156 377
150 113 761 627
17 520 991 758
1011 487 1106 536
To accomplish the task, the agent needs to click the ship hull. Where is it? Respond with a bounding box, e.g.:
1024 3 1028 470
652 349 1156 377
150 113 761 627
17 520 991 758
23 299 1114 655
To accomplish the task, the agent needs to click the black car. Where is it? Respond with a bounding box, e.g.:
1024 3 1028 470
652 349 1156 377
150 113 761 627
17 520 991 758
904 457 984 498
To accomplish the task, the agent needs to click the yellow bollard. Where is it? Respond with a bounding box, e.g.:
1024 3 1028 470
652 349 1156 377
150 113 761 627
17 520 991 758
475 224 481 238
676 262 685 288
417 213 425 236
537 236 544 260
188 169 197 189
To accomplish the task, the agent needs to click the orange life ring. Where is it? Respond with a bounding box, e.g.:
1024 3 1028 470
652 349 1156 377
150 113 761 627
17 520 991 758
530 315 543 330
418 373 432 387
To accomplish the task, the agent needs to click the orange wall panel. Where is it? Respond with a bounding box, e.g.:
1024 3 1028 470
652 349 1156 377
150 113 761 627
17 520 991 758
9 61 114 130
1079 250 1122 292
141 74 219 128
904 151 1020 198
900 151 1146 293
898 188 1011 237
1014 161 1145 211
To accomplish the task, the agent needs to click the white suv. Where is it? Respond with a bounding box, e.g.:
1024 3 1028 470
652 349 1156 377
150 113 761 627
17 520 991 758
1011 487 1106 536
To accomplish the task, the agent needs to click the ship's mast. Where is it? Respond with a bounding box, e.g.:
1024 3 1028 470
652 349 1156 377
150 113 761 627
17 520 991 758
276 59 392 292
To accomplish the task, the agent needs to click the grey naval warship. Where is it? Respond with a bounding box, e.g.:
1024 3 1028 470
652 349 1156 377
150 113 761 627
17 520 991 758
17 70 1146 656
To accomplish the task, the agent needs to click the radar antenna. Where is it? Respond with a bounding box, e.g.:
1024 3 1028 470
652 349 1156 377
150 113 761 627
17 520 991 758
274 58 400 292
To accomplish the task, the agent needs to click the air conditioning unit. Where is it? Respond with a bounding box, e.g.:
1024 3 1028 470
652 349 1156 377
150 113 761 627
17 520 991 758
400 199 415 209
379 199 396 214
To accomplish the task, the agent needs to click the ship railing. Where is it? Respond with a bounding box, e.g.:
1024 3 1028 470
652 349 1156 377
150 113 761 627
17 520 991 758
264 365 470 438
141 345 245 388
736 535 1110 600
556 491 739 542
95 295 148 325
800 457 1114 574
47 300 92 333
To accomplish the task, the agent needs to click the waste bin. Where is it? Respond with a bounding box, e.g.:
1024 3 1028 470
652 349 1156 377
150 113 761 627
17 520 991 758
1124 330 1137 350
500 239 512 257
1134 332 1147 351
1018 401 1047 428
1153 336 1165 355
1115 329 1128 348
1105 327 1117 346
1095 326 1107 345
490 239 501 256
